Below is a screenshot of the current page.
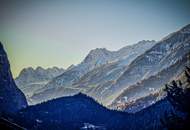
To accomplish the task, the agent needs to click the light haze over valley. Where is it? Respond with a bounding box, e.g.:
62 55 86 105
0 0 190 129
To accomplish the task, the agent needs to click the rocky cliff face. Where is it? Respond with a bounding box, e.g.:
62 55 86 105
0 42 27 115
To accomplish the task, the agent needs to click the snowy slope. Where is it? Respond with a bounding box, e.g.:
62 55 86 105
15 67 65 98
111 53 190 112
97 24 190 105
30 40 155 104
15 66 65 88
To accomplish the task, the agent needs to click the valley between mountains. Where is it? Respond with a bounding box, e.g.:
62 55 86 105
16 24 190 112
0 24 190 130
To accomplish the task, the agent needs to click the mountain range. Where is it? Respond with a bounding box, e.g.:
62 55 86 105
21 40 156 104
98 24 190 106
16 66 65 88
0 24 190 130
20 24 190 108
15 67 64 103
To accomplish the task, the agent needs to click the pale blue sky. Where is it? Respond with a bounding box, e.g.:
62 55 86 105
0 0 190 77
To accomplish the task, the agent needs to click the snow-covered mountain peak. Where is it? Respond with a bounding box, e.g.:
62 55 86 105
67 64 76 70
137 40 156 44
20 67 34 75
15 66 65 88
18 66 64 77
89 48 109 54
36 66 45 72
118 40 155 51
180 24 190 33
161 24 190 42
83 48 112 64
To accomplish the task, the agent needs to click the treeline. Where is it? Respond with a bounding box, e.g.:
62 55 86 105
2 67 190 130
161 66 190 130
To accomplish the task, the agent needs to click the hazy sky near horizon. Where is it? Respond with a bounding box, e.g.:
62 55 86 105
0 0 190 77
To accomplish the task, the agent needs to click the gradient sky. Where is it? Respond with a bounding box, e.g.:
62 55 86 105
0 0 190 77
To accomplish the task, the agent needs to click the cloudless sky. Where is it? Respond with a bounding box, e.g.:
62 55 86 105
0 0 190 77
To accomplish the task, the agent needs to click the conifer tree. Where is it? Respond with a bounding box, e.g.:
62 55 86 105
161 67 190 129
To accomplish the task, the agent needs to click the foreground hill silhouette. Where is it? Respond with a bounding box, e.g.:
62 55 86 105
13 93 176 130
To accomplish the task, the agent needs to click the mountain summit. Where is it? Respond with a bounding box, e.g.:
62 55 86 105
83 48 113 65
15 66 65 88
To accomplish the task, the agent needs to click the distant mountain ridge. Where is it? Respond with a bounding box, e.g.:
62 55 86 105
30 24 190 106
15 66 64 103
45 40 155 89
15 66 65 87
29 40 156 104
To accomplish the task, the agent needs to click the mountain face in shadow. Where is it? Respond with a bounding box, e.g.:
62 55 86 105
0 42 27 116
